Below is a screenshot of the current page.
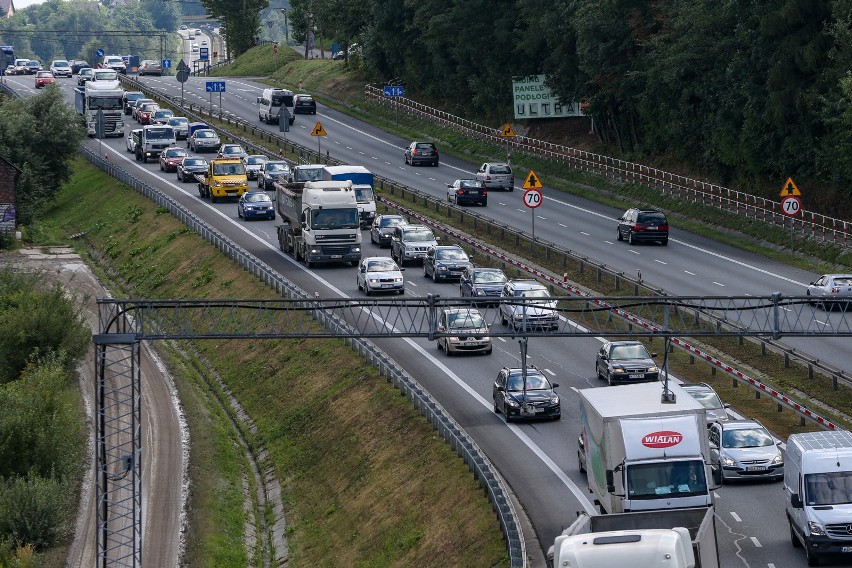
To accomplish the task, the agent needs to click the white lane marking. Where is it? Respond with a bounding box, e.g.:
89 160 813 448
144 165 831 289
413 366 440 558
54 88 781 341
713 281 726 287
580 231 589 236
751 536 762 548
559 223 568 228
498 337 507 342
537 216 546 220
499 203 506 206
408 281 418 287
654 259 667 265
629 250 640 255
714 491 721 499
684 270 696 275
543 369 555 376
516 208 525 213
603 240 613 245
768 564 776 568
730 511 742 522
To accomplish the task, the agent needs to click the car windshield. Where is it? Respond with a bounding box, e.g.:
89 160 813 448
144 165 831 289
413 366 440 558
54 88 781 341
246 156 266 165
458 180 482 188
474 271 507 284
213 163 245 175
80 69 93 76
805 472 852 506
507 372 550 391
266 163 288 172
146 128 174 140
94 70 118 80
627 460 707 500
637 212 666 225
165 149 187 158
517 288 549 299
415 143 435 151
36 71 52 77
489 165 512 174
184 159 206 166
169 118 188 126
447 311 484 329
686 390 723 410
154 111 173 118
89 96 123 110
294 167 323 181
53 60 68 67
379 217 405 228
366 259 398 272
830 276 852 286
610 344 651 360
436 248 468 261
354 187 374 203
404 229 435 242
197 131 216 138
311 208 359 230
244 193 271 203
722 427 774 449
126 93 144 101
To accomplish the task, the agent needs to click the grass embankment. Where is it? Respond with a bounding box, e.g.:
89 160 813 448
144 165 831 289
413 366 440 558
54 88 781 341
203 44 852 440
32 162 507 567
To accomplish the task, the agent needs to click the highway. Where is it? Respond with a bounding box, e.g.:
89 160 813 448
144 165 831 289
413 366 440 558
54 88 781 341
5 66 837 566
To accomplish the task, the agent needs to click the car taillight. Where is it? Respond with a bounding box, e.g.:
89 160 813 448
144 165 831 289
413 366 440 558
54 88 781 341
510 176 515 184
485 175 492 181
456 189 464 195
832 287 841 294
660 225 669 231
412 149 418 155
633 224 646 230
482 189 487 196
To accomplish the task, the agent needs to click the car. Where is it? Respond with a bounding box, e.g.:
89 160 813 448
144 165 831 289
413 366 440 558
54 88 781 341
332 50 345 60
176 156 208 183
159 147 189 172
25 60 42 74
369 214 407 247
681 383 730 426
423 245 473 282
92 69 118 82
595 340 659 386
77 67 95 85
709 419 783 484
150 109 175 125
256 161 290 190
126 128 143 153
188 129 220 152
70 60 90 74
201 39 208 46
217 143 248 160
447 179 487 206
179 24 187 30
137 102 160 125
356 257 405 295
436 308 491 356
191 44 199 53
243 155 268 180
404 141 439 166
806 273 852 310
459 267 508 303
499 279 559 331
237 191 276 221
616 208 669 245
293 94 317 114
34 71 55 88
49 60 72 77
492 366 560 422
167 116 190 140
476 162 514 191
138 60 163 76
10 58 29 75
102 55 126 74
390 224 439 266
131 98 155 120
123 92 145 115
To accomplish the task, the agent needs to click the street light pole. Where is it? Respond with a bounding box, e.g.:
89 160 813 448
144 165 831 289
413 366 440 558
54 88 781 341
304 0 313 59
281 9 289 45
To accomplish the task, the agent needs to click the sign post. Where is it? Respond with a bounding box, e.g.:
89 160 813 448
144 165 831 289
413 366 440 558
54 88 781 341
499 122 516 164
311 121 327 159
522 170 543 240
176 60 189 104
780 177 803 239
383 85 404 124
205 80 226 117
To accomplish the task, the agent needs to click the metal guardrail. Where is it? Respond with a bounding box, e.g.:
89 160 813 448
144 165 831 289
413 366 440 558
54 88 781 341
78 146 527 567
364 85 852 247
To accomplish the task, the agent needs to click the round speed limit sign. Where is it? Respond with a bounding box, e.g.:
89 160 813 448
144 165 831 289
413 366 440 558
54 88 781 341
523 188 543 209
781 195 801 217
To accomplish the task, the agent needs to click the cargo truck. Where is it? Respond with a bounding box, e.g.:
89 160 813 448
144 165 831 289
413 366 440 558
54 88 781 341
196 158 249 202
288 163 325 189
74 80 125 137
275 180 362 267
133 125 176 163
578 382 714 515
320 165 377 228
547 507 719 568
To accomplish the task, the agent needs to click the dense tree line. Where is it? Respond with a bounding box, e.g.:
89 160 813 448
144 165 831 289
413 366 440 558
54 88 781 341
287 0 852 208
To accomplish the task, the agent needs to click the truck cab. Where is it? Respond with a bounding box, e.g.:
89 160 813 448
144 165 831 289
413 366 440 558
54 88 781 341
102 55 127 74
135 125 176 163
198 158 249 202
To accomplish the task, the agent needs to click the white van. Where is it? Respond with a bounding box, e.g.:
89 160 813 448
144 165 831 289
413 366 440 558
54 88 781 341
257 88 295 126
786 430 852 566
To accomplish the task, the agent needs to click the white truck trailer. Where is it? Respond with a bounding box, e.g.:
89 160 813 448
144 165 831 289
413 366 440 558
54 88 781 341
578 382 714 514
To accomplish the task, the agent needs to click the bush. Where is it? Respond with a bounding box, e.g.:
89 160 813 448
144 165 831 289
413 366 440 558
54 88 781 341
0 472 72 550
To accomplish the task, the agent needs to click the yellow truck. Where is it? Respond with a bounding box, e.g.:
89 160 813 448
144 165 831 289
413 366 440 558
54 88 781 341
196 158 249 202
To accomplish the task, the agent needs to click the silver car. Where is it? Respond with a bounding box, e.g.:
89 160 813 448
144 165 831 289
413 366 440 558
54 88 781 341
356 257 405 295
499 279 559 331
436 308 491 356
476 162 514 191
167 117 190 140
189 129 221 153
806 274 852 310
709 419 783 484
243 155 268 180
682 383 729 426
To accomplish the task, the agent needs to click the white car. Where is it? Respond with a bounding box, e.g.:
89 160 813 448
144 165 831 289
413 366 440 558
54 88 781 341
356 257 405 295
806 273 852 310
127 129 142 153
49 59 72 77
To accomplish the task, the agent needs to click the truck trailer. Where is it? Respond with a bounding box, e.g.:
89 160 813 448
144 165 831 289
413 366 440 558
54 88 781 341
578 382 714 514
320 165 377 228
74 80 125 137
275 180 362 267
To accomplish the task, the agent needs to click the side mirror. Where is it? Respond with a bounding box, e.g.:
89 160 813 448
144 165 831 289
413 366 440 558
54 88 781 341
301 222 308 230
447 184 453 188
552 383 560 388
723 403 731 408
651 353 658 358
359 267 365 273
606 470 615 493
256 96 261 103
791 493 803 509
709 442 718 450
436 236 441 241
496 386 505 392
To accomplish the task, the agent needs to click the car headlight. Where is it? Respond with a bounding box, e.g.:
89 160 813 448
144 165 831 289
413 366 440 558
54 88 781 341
213 181 222 187
772 454 783 464
506 400 519 408
394 277 403 282
353 246 361 253
550 395 560 404
611 365 625 373
475 290 486 295
309 248 320 254
368 278 379 284
722 456 735 467
647 366 659 373
438 266 448 271
809 521 826 536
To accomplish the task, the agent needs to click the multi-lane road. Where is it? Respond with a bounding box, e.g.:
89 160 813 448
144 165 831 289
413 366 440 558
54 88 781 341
4 64 843 567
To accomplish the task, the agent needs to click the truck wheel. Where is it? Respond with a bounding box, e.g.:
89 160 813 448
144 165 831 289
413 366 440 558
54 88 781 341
790 521 803 548
305 259 313 268
628 231 636 245
142 155 147 164
806 545 820 566
211 195 217 203
578 451 586 473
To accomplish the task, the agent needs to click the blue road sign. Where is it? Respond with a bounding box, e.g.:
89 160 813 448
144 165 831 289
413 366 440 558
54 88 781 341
96 48 105 57
162 59 171 69
205 81 226 93
383 85 404 97
199 47 209 61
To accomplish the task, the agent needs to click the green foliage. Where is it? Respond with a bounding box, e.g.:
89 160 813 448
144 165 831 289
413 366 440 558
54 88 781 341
0 472 72 551
200 0 267 57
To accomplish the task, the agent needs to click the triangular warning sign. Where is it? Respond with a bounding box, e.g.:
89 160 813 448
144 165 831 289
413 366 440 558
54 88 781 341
779 177 801 197
311 122 327 137
499 123 516 138
523 170 542 189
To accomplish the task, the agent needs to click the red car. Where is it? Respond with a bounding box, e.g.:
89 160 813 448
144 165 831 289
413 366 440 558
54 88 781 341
34 71 55 88
159 147 189 172
137 102 159 125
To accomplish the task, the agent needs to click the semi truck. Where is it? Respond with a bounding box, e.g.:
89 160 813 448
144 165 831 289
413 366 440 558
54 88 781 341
74 80 125 137
196 158 249 202
547 507 719 568
288 163 325 189
578 382 714 515
320 165 377 228
275 180 362 267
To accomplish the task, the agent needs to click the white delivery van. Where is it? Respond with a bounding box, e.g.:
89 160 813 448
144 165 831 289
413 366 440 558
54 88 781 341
786 430 852 566
257 88 295 125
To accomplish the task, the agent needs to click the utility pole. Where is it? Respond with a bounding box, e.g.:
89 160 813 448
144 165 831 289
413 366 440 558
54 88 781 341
281 9 289 45
304 0 313 59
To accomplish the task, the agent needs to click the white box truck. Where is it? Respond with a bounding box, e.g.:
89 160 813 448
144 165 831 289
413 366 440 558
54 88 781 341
547 507 719 568
320 165 377 228
786 429 852 566
578 382 714 514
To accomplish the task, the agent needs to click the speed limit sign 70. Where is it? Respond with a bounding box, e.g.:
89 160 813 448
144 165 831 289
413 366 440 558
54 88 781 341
781 195 801 217
523 188 543 209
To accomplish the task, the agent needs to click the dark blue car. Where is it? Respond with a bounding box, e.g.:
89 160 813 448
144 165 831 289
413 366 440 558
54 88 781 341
459 267 508 303
237 191 275 221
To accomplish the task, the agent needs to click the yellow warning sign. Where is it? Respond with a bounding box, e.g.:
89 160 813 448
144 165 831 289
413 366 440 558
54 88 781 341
499 123 516 138
311 122 327 137
523 170 542 190
779 177 801 197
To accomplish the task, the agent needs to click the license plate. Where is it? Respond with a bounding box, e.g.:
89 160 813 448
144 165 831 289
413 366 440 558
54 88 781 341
746 466 767 472
629 374 645 379
522 407 541 415
842 547 852 553
381 284 394 288
330 255 342 259
647 226 658 230
465 342 478 347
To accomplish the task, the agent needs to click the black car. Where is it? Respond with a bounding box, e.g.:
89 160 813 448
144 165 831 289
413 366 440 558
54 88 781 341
70 60 91 74
492 366 560 422
617 208 669 245
460 267 508 302
596 340 659 386
369 214 407 247
257 161 291 190
423 245 472 282
123 92 145 115
293 94 317 114
447 179 487 206
404 141 439 167
176 156 209 183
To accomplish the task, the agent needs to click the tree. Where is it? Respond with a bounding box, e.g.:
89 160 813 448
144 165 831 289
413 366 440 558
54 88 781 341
200 0 267 57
